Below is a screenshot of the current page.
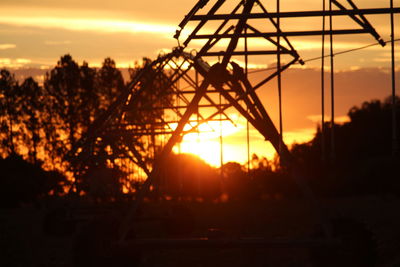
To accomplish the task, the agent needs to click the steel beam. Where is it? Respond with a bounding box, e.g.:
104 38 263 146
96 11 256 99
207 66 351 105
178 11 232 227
118 63 220 242
221 0 256 67
189 8 400 20
191 29 368 39
203 50 292 56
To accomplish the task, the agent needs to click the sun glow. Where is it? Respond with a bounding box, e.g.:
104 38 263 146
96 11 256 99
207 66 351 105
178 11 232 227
173 118 240 167
171 113 318 167
170 114 284 167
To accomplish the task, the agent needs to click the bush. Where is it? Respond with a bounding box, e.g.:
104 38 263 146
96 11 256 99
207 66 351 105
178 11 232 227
0 154 66 208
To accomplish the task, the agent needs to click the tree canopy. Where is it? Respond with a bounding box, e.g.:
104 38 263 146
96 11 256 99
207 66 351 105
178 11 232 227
1 54 399 202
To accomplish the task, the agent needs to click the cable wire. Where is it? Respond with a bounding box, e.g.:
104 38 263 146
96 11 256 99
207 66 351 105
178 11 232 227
248 38 400 74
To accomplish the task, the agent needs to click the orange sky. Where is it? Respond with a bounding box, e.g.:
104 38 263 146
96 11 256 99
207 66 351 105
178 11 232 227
1 0 399 166
0 0 398 68
175 67 399 166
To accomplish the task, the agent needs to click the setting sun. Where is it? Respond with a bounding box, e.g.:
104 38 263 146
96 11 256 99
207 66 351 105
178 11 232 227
172 118 239 167
172 114 285 167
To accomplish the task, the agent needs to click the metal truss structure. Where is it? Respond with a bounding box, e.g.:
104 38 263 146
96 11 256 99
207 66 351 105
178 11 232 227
70 0 399 246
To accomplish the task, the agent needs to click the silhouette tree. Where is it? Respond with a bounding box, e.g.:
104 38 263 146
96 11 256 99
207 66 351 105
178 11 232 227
79 61 99 127
0 154 67 208
292 96 400 196
1 57 179 198
80 163 125 202
44 55 86 165
311 97 400 163
19 77 45 163
248 154 298 199
43 55 126 194
96 57 124 110
78 58 128 197
0 69 21 156
222 162 250 201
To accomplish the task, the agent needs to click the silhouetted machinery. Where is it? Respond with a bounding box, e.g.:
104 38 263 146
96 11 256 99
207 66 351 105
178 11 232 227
70 0 398 266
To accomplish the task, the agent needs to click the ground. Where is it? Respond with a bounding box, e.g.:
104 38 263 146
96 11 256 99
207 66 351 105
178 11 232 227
1 195 400 266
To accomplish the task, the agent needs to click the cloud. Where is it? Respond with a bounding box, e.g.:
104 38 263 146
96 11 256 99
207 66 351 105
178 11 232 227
0 58 11 65
16 58 31 64
44 40 72 45
372 51 400 62
0 15 176 37
0 58 32 68
307 114 350 124
0 1 191 24
0 43 16 50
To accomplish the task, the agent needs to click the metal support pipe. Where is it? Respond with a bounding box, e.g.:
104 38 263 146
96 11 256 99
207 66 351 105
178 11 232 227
329 0 336 163
203 50 292 56
221 0 256 67
321 0 326 163
391 0 398 156
331 0 385 45
118 73 213 243
189 8 400 20
253 58 297 90
245 26 251 174
183 0 230 47
192 29 368 39
219 93 224 177
176 0 212 37
255 0 299 55
277 0 284 157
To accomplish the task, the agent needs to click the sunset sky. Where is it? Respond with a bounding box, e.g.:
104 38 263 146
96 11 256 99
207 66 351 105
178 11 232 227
1 0 399 166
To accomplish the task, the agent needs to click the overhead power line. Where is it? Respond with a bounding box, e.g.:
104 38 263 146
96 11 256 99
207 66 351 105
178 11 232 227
248 38 400 74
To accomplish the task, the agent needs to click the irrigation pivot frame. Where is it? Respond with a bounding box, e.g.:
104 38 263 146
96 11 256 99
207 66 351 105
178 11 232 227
70 0 399 254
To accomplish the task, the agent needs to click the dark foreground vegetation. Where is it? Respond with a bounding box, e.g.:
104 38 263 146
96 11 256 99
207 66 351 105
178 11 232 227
1 55 400 266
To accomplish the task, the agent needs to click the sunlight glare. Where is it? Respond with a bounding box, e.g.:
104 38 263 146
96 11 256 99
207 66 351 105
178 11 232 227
173 118 240 167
